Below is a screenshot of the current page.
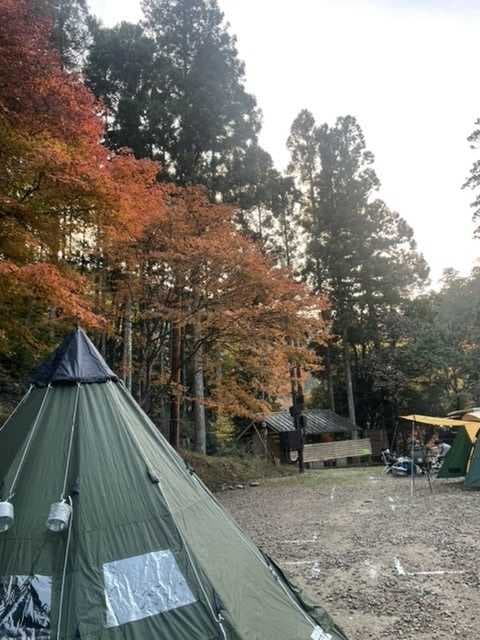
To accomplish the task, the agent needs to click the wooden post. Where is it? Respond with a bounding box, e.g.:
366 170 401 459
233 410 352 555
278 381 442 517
410 420 415 497
298 418 305 474
290 396 305 474
289 343 305 473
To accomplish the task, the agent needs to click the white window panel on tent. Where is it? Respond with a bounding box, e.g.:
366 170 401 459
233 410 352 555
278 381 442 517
103 549 196 628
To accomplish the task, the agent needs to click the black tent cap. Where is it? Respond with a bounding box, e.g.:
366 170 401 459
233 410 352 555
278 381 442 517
31 328 118 385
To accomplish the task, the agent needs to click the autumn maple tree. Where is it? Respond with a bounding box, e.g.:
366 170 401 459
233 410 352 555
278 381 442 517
0 0 163 363
105 185 329 449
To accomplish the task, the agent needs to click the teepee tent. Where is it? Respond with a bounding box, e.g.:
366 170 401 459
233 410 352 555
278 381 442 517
0 328 347 640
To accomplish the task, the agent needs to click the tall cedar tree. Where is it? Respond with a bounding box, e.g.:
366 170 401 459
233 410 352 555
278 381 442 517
289 111 428 427
33 0 91 69
86 0 261 190
464 117 480 234
86 21 157 158
85 2 298 269
141 0 261 190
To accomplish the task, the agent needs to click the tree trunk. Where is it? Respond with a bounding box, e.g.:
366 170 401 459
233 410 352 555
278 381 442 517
122 296 133 392
257 206 263 245
326 345 336 412
343 331 357 437
281 210 292 269
142 357 153 413
169 323 182 449
193 322 207 454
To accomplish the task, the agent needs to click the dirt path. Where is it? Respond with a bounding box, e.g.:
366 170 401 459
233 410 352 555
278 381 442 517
218 468 480 639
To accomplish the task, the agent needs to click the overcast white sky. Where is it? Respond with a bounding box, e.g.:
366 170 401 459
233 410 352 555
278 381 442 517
89 0 480 284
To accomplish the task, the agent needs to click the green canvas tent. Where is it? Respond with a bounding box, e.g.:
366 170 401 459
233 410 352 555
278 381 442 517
465 436 480 489
437 425 477 480
0 328 347 640
436 423 480 489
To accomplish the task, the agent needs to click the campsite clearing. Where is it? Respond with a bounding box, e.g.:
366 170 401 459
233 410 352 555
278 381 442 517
220 468 480 640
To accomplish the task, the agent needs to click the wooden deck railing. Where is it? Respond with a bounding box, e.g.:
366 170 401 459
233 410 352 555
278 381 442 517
303 438 372 463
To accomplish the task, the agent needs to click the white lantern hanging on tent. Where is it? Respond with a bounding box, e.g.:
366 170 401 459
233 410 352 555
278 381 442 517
0 501 14 532
46 500 72 532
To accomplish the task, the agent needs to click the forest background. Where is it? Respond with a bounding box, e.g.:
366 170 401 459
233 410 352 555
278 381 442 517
3 0 480 453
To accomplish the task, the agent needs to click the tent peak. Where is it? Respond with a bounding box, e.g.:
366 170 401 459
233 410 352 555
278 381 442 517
31 328 117 386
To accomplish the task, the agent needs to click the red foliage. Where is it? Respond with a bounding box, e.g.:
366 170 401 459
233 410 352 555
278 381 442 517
0 0 165 342
114 185 329 417
0 262 102 327
0 0 103 143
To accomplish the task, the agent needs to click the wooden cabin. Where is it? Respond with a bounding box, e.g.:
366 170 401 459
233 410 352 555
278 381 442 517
239 409 359 465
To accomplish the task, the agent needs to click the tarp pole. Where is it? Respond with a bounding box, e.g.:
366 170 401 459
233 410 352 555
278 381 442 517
410 420 415 497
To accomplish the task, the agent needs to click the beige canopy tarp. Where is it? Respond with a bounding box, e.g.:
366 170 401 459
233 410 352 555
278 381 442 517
401 414 480 433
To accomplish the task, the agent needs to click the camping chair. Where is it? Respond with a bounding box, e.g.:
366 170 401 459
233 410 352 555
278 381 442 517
381 448 396 474
382 449 419 478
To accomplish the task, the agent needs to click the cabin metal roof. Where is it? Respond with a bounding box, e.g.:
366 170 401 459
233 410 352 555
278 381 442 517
261 409 356 435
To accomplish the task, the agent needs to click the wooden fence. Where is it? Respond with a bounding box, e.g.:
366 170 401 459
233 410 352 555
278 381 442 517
303 438 372 463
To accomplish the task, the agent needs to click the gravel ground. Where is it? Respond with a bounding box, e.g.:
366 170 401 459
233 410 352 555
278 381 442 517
218 467 480 640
